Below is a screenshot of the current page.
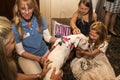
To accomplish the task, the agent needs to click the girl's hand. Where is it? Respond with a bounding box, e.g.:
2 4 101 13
36 56 46 64
73 28 81 34
41 59 52 78
40 56 46 64
50 68 62 80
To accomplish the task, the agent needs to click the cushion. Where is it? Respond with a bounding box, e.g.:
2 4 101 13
51 18 72 38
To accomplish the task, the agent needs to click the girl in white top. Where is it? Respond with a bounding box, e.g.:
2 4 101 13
71 21 116 80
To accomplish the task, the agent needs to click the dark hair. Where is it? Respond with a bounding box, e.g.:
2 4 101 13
78 0 93 22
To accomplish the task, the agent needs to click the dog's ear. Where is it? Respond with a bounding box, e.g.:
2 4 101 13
74 37 80 48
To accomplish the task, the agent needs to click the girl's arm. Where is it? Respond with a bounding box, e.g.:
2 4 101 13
70 11 78 30
75 47 100 57
15 42 42 62
70 11 81 34
83 48 100 56
21 51 42 62
79 41 108 56
93 12 97 21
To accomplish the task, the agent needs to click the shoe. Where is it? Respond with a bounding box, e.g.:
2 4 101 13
109 30 117 36
109 30 120 37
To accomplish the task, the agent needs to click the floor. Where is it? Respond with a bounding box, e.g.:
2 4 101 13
106 16 120 76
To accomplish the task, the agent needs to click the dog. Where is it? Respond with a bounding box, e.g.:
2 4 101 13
44 33 88 80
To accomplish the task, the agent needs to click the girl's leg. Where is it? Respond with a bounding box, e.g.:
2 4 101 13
104 12 112 30
109 13 117 35
18 57 42 74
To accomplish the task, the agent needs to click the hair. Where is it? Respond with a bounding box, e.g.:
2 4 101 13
0 16 17 80
78 0 93 22
88 21 108 49
13 0 42 39
0 16 12 45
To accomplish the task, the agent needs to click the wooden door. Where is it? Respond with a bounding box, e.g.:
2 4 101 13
0 0 15 20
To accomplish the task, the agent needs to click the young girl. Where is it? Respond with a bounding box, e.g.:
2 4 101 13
70 0 97 36
70 21 116 80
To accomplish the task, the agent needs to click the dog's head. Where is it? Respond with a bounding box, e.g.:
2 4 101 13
52 34 88 50
67 34 88 50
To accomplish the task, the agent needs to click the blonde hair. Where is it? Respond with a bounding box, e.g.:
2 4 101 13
0 16 17 80
89 21 108 48
0 16 12 45
13 0 42 39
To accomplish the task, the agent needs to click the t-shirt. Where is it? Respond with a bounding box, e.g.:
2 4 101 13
12 16 48 56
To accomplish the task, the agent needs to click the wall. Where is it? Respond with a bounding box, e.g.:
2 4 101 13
40 0 98 32
40 0 51 31
50 0 79 18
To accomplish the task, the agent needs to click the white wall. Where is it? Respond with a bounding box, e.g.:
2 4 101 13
92 0 98 12
40 0 98 32
51 0 79 18
40 0 51 30
51 0 98 18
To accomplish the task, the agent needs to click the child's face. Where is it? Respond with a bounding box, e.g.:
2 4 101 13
89 30 99 43
5 32 15 57
79 3 90 15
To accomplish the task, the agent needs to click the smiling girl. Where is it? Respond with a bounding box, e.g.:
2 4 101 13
70 0 97 36
71 21 116 80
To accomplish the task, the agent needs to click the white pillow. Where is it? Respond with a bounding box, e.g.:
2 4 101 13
52 21 72 38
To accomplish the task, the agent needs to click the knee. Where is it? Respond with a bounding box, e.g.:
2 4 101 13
106 12 112 17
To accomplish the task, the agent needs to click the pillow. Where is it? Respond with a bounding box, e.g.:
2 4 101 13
52 20 72 38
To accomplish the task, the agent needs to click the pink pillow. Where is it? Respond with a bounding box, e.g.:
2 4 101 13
52 21 72 38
